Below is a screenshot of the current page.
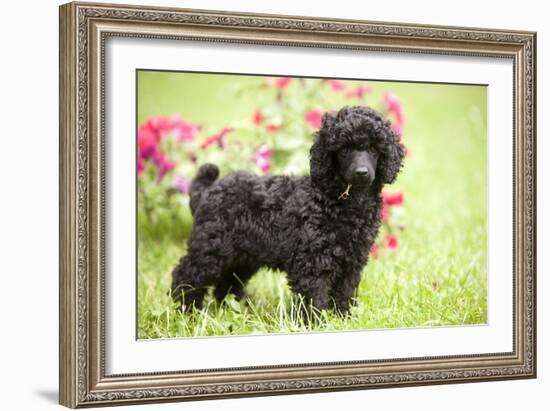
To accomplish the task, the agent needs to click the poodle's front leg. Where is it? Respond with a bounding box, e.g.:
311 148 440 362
330 267 362 315
289 272 332 311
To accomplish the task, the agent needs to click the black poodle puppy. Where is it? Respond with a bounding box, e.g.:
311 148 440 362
171 106 406 314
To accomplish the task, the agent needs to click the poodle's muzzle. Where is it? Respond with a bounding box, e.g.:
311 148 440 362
338 149 377 187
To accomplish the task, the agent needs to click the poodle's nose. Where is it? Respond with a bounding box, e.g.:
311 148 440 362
355 167 369 177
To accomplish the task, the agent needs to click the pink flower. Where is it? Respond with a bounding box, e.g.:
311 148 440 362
144 115 172 135
138 114 199 161
137 126 159 159
256 156 271 174
152 151 176 181
381 204 389 225
170 115 199 142
383 92 401 112
386 234 398 251
253 144 274 174
273 77 293 89
326 79 346 91
266 123 282 133
137 114 201 182
304 109 324 129
345 85 373 99
174 175 191 194
256 145 273 158
252 110 264 126
370 243 380 258
383 92 405 135
200 127 235 149
382 192 404 207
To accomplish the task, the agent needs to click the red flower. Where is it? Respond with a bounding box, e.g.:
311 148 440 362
137 158 144 176
383 92 405 135
326 79 346 91
273 77 293 89
137 126 159 159
382 192 404 207
138 114 199 161
252 110 264 126
200 127 235 149
304 109 324 129
345 85 373 99
266 123 282 133
386 234 398 251
370 243 380 258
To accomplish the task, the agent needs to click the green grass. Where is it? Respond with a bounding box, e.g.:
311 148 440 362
137 73 487 339
138 223 486 338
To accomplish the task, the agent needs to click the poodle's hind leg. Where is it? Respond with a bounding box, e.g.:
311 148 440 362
171 252 224 312
171 256 206 312
213 266 257 303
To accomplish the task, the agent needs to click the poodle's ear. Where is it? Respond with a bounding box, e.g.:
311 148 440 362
309 136 332 183
310 113 338 182
317 111 339 149
377 126 406 185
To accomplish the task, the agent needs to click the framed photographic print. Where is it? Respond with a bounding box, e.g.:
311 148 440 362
59 1 537 408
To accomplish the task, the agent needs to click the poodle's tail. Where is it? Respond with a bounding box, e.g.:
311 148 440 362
189 163 219 214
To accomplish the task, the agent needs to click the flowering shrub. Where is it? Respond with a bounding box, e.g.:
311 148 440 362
138 76 406 254
373 191 405 257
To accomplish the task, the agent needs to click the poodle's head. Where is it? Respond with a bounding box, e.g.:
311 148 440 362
310 106 405 194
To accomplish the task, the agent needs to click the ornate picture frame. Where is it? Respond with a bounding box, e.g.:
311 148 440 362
59 1 536 408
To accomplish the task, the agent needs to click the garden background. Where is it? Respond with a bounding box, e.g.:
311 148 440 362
136 70 487 339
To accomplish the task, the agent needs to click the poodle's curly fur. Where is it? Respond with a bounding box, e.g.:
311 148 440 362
171 106 406 314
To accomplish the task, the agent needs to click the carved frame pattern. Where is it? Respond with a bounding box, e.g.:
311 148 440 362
59 1 536 408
